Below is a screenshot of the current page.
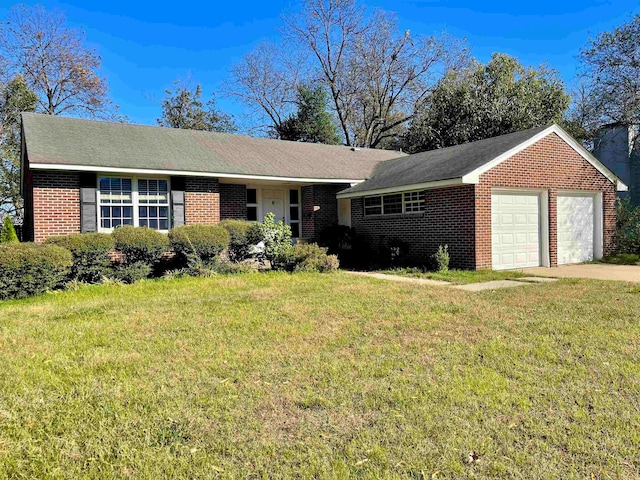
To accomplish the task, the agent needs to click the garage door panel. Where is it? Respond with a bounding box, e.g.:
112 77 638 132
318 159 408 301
492 192 541 270
557 194 594 265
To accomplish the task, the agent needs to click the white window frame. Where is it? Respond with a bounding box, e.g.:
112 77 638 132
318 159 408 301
97 175 171 233
363 189 426 216
287 188 301 239
245 185 302 238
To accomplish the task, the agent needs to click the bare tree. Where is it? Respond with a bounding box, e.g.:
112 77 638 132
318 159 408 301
0 4 111 117
224 42 303 136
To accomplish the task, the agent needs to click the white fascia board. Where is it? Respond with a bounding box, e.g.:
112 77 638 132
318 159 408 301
28 163 363 185
336 178 468 199
462 124 629 191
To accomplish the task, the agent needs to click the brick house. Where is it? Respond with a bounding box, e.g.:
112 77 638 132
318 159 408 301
21 114 626 270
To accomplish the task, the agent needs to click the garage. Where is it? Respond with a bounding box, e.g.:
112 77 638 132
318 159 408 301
491 191 542 270
557 193 599 265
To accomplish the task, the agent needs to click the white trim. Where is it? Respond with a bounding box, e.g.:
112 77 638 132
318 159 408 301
556 190 604 262
336 178 465 199
463 124 628 191
490 188 550 269
29 163 364 185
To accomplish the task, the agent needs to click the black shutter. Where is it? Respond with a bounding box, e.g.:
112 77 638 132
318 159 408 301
171 176 185 227
80 172 97 233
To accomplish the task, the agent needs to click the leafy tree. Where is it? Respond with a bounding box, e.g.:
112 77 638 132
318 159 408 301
403 53 570 153
0 4 112 117
158 82 237 133
0 215 19 243
278 86 340 144
0 75 37 219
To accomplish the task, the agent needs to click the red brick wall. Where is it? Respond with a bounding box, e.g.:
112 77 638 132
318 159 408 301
475 132 617 268
184 177 220 225
30 170 81 242
302 184 349 240
220 184 247 220
351 185 476 269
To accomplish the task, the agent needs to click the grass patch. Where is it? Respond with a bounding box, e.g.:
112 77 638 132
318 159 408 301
594 253 640 265
0 272 639 478
379 267 527 284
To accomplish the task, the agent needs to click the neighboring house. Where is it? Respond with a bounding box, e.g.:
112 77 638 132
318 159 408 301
593 123 640 206
20 113 626 270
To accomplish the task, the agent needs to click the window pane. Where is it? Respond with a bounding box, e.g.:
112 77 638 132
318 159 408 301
140 219 148 227
247 188 257 204
101 219 110 228
139 206 148 217
159 206 168 217
290 206 299 221
123 206 132 218
383 194 402 214
247 206 258 221
112 219 121 227
159 219 169 230
138 177 168 205
149 219 158 229
364 196 382 207
291 222 300 238
289 189 299 205
124 218 133 225
113 206 121 217
364 206 382 216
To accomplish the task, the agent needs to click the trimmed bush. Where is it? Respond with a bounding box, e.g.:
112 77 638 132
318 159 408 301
46 233 115 283
276 243 339 272
219 219 259 262
108 261 153 284
0 243 72 300
0 216 19 243
168 224 230 266
253 212 292 265
112 226 169 265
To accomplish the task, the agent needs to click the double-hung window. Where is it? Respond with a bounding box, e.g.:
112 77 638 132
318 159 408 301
364 190 426 216
98 176 170 232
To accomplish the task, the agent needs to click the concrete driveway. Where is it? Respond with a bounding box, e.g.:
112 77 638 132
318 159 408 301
522 264 640 282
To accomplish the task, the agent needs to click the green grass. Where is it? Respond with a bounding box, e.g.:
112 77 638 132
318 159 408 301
0 272 639 478
379 267 527 284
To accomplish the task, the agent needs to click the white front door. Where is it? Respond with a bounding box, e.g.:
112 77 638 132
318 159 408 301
492 192 541 270
261 189 285 223
557 194 595 265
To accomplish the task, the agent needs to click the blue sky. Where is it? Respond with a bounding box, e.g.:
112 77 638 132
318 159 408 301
1 0 638 127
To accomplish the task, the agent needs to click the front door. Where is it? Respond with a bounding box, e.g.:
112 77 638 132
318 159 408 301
261 189 285 223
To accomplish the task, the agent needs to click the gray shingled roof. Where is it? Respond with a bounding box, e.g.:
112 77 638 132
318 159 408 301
21 113 403 180
339 125 552 195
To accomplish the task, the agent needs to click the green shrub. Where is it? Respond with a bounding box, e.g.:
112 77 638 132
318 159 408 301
0 243 72 300
318 224 371 268
615 197 640 254
168 224 230 267
219 219 259 262
109 261 152 284
276 243 339 272
432 244 450 272
0 216 19 243
380 237 410 267
112 226 169 265
45 233 115 283
253 212 292 265
601 253 640 265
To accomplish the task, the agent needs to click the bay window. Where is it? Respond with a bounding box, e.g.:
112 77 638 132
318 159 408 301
98 176 171 232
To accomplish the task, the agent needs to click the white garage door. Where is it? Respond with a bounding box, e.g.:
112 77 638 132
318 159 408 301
492 192 541 270
557 194 594 265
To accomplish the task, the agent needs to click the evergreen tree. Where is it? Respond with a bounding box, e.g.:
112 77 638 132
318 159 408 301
278 86 340 144
0 215 19 243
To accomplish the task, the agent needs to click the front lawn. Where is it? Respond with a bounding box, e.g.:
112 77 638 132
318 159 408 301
0 272 638 478
379 267 527 284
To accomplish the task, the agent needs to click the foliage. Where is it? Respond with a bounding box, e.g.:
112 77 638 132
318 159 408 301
168 224 230 267
45 233 114 283
112 226 169 265
380 237 410 267
108 261 152 284
0 5 111 117
277 86 340 144
0 242 72 299
218 219 260 262
276 243 339 272
0 76 38 219
578 15 640 136
317 224 371 268
431 244 450 273
615 197 640 254
599 253 640 265
228 0 467 146
252 212 292 265
404 53 570 152
157 81 237 132
0 216 19 243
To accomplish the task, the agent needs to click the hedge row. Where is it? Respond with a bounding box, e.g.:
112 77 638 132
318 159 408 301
0 218 339 301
